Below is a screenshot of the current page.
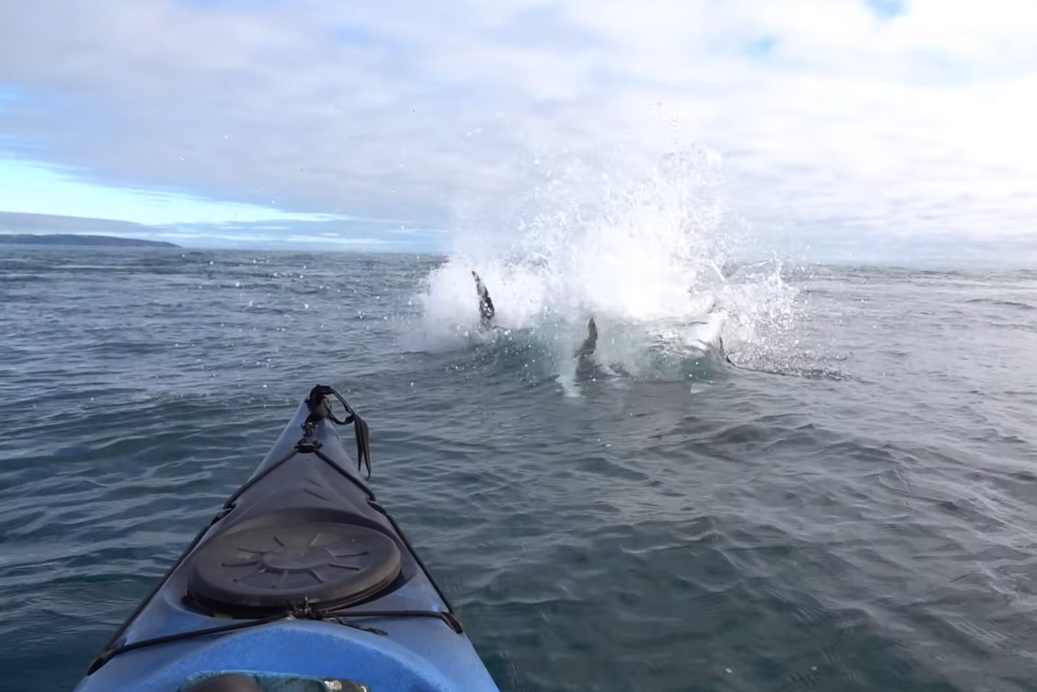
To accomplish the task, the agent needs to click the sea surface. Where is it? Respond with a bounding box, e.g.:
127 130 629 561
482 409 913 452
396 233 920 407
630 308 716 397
2 246 1037 692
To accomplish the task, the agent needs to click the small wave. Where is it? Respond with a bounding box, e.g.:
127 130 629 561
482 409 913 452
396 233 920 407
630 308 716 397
963 298 1037 311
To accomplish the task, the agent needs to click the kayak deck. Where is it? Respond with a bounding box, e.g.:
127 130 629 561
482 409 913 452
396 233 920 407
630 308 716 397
74 385 500 692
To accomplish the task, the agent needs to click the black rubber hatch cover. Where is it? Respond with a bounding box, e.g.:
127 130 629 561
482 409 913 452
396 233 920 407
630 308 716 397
187 521 402 615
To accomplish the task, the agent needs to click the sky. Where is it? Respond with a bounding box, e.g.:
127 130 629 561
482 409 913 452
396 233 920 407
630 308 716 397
0 0 1035 263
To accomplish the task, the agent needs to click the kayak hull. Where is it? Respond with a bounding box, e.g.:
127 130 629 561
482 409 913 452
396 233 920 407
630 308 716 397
73 386 501 692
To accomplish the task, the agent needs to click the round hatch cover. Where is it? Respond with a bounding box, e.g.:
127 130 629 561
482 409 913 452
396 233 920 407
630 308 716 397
187 521 401 615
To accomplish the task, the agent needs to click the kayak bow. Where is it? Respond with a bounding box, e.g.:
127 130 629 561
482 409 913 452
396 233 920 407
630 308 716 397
74 385 501 692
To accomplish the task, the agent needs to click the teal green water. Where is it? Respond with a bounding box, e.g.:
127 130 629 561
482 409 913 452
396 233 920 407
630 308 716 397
2 248 1037 691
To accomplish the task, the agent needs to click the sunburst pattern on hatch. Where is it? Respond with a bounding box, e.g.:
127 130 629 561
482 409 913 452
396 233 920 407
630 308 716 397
187 521 402 616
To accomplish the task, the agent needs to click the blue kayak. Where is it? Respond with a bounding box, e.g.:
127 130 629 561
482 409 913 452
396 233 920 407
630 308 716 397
74 385 502 692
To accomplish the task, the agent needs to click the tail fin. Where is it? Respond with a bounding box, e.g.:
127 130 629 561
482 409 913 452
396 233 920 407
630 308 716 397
575 317 597 357
471 271 495 326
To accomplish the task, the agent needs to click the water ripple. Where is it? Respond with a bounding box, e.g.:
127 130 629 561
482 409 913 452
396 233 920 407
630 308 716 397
2 249 1037 692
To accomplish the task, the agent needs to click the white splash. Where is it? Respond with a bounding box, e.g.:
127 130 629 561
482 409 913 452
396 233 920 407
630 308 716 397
412 145 799 377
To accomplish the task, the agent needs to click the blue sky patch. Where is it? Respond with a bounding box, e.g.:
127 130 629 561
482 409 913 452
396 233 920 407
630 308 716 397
865 0 907 20
746 37 778 59
0 83 23 111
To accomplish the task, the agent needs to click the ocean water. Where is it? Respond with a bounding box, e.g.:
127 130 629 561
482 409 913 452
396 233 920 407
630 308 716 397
2 246 1036 692
3 162 1037 692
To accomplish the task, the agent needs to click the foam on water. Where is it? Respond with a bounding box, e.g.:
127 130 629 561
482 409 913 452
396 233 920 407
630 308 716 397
411 146 799 382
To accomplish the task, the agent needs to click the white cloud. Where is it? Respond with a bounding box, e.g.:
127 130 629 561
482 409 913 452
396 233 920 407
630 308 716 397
0 0 1035 259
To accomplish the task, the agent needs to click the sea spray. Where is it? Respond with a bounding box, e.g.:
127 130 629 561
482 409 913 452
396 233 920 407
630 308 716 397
411 146 799 379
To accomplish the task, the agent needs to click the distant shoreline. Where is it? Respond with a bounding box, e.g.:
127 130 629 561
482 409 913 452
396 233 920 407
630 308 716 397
0 233 181 248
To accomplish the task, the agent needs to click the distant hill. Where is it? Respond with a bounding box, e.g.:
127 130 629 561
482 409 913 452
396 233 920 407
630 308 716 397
0 233 180 248
0 211 180 248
